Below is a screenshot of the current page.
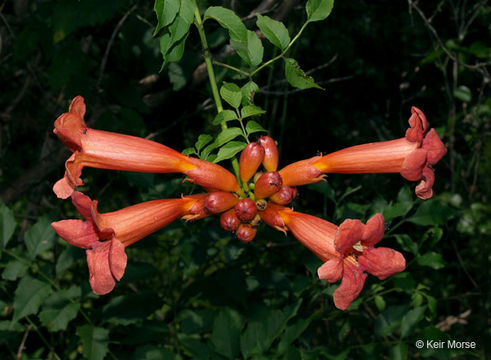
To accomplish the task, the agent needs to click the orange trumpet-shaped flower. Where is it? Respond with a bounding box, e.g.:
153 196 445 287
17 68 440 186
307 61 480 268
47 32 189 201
279 107 447 199
267 206 405 310
51 191 204 295
53 96 196 199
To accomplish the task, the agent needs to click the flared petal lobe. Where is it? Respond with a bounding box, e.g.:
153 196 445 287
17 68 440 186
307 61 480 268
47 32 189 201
358 247 406 280
86 240 118 295
51 219 97 249
361 213 385 246
333 262 367 310
317 257 343 283
334 219 364 254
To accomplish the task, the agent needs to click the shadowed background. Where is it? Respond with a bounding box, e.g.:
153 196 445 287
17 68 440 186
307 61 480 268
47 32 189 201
0 0 489 359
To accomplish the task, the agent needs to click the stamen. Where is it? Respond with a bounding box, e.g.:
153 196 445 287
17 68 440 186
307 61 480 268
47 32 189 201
352 241 363 252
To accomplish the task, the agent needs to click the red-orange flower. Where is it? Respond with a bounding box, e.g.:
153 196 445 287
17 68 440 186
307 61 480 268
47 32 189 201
51 191 204 295
53 96 197 199
184 157 240 193
279 107 446 199
267 206 405 310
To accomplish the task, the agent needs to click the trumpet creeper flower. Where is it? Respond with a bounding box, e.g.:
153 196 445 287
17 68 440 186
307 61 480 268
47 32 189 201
53 96 197 199
274 207 405 310
279 107 446 199
51 191 203 295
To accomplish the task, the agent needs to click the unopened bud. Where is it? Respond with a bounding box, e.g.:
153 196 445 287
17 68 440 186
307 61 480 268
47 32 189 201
258 136 279 171
270 185 297 205
239 142 265 183
236 224 257 242
204 192 238 214
235 198 257 222
254 171 282 199
220 209 240 232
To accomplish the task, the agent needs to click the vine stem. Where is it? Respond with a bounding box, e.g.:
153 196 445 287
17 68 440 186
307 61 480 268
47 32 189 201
193 4 244 189
213 60 251 78
251 21 310 76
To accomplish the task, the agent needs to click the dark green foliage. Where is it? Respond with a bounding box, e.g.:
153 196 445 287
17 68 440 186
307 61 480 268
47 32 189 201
0 0 489 359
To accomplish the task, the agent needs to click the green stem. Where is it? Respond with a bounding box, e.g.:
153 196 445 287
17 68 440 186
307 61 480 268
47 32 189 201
238 117 249 144
193 4 243 188
213 60 251 77
251 21 309 76
25 316 62 360
194 6 224 118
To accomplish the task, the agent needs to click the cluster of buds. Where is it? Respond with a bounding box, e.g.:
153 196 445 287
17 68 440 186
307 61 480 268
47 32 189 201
51 96 446 309
196 136 298 242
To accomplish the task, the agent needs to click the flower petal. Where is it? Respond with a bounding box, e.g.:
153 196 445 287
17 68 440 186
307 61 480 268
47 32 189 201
86 242 116 295
108 236 127 281
333 263 367 310
68 96 87 118
317 257 343 283
53 176 76 200
362 214 385 246
358 247 406 280
415 166 435 200
400 148 427 181
422 129 447 165
53 153 84 199
405 107 428 143
71 191 94 221
53 113 85 152
51 219 97 249
335 219 364 254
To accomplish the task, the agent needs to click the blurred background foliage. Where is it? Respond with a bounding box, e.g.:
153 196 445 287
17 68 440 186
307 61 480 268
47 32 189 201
0 0 490 359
